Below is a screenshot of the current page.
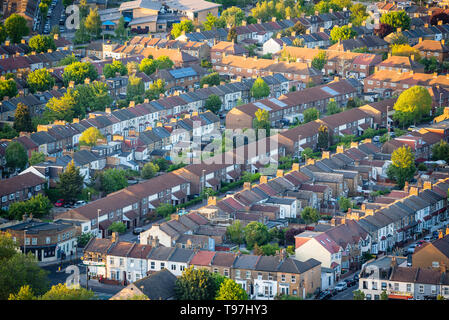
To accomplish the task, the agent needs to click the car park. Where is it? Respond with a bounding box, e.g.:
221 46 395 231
335 282 347 292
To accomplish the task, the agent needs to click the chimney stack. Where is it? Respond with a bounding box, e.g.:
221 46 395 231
112 232 119 243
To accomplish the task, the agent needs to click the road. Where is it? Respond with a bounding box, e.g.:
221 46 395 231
330 286 356 300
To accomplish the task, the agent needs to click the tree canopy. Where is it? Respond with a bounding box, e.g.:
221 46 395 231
380 11 411 30
4 14 29 43
79 127 104 146
330 25 357 42
244 221 269 249
301 207 320 224
250 77 270 99
171 20 194 39
57 160 84 202
216 278 248 300
13 103 33 133
29 35 56 53
175 266 218 300
393 86 432 127
5 141 28 172
387 145 416 189
103 60 127 78
27 68 55 93
62 61 98 86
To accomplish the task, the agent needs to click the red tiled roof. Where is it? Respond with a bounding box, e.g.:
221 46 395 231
190 250 215 266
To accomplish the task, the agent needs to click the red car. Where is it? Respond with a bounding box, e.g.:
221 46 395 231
55 199 64 207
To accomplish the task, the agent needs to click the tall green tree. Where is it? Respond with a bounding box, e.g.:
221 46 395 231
108 222 127 234
74 19 90 44
103 60 127 78
432 140 449 163
27 68 55 93
227 26 237 42
301 207 320 224
326 99 341 115
171 20 194 39
244 221 269 249
139 58 157 75
79 127 104 146
386 145 416 189
126 75 145 103
317 124 329 150
57 160 84 202
40 283 95 300
13 103 33 133
0 79 18 100
29 35 56 53
84 7 102 38
155 56 174 70
312 50 327 71
226 220 244 245
220 6 245 27
353 290 366 300
200 72 220 88
203 13 219 31
98 169 128 194
350 3 368 26
141 162 159 179
393 86 432 127
62 61 98 86
338 197 353 212
44 89 77 122
216 278 248 300
251 77 270 99
0 24 7 44
0 233 49 300
380 11 411 30
114 16 127 40
303 107 319 123
330 25 357 42
175 266 217 300
29 151 46 166
4 14 29 43
5 141 27 172
204 94 222 114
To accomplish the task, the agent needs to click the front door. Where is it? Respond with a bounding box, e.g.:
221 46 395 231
37 249 42 261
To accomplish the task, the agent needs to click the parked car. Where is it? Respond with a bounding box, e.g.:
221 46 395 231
373 135 380 143
416 240 425 247
335 282 348 292
328 288 337 296
344 278 356 287
73 200 87 208
317 290 332 300
55 199 64 207
353 273 359 281
133 227 144 235
423 235 432 242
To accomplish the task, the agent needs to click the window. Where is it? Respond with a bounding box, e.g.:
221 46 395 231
2 196 7 203
431 286 437 294
9 194 14 200
432 261 440 268
394 283 399 291
235 270 241 278
281 274 286 282
224 269 229 277
213 268 218 273
246 271 251 279
110 257 115 265
160 262 165 269
419 285 424 293
372 282 377 290
46 237 51 244
407 284 411 292
151 261 155 269
36 185 41 191
180 265 185 271
171 264 176 271
31 238 37 245
291 276 296 283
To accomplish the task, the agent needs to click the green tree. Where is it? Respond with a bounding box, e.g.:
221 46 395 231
326 99 341 115
317 124 329 150
62 0 74 7
260 243 280 256
204 94 222 114
393 85 432 127
391 44 421 61
145 79 166 101
79 0 89 18
62 61 98 86
227 25 237 42
221 6 245 27
7 194 52 220
216 278 248 300
74 19 90 44
330 25 357 42
126 75 145 103
303 107 319 123
4 14 29 43
57 160 84 202
155 56 174 70
40 283 95 300
353 289 365 300
203 13 219 31
350 3 368 26
250 77 270 99
380 11 411 30
44 89 77 122
312 50 327 71
13 103 33 133
301 206 320 224
338 197 353 212
387 145 416 189
79 127 104 147
0 24 7 44
115 16 127 40
84 7 102 38
5 141 27 172
301 147 314 161
152 158 169 172
226 220 244 245
200 72 220 88
99 169 128 194
29 35 56 53
57 54 78 67
27 68 55 93
171 20 194 39
29 151 46 166
141 162 159 179
244 221 269 249
253 108 270 139
108 221 127 234
432 140 449 162
103 60 127 78
0 233 49 300
8 285 37 300
0 78 18 100
380 290 389 300
50 25 60 37
175 266 217 300
127 61 139 75
77 233 94 248
139 58 157 75
155 203 175 218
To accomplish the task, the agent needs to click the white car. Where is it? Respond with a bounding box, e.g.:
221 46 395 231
407 244 417 254
73 200 87 208
335 282 347 292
